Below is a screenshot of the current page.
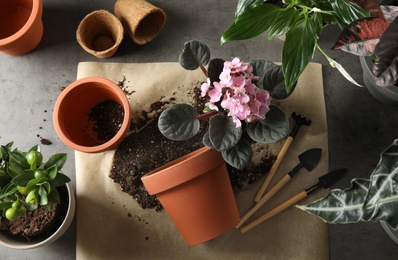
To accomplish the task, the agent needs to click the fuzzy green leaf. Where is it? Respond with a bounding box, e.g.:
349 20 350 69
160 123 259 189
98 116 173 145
246 105 289 144
178 40 210 70
222 138 253 170
209 115 242 151
208 58 225 83
158 104 200 141
202 131 215 149
297 139 398 228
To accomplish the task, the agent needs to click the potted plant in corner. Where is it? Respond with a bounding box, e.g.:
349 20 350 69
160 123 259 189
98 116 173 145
297 138 398 242
141 40 291 246
0 142 75 250
331 0 398 104
221 0 371 93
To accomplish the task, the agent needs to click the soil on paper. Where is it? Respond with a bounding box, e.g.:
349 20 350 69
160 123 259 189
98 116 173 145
110 85 276 211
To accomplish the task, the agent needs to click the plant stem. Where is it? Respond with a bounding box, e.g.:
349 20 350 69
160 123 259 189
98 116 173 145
200 65 208 77
196 111 218 121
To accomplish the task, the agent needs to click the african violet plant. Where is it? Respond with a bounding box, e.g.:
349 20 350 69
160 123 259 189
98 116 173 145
297 139 398 229
221 0 371 92
158 40 290 170
0 142 70 222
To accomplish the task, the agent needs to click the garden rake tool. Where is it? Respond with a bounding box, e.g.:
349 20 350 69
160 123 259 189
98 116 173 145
254 112 312 203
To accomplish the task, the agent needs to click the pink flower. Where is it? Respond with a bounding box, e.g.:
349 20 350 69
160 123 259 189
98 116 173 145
208 82 223 103
231 75 245 89
205 102 219 111
233 87 250 104
219 69 232 87
201 78 211 97
224 57 247 74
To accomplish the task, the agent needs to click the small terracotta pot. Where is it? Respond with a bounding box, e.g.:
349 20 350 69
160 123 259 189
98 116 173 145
0 183 75 250
0 0 43 56
114 0 166 45
53 77 131 153
141 146 240 246
76 10 124 58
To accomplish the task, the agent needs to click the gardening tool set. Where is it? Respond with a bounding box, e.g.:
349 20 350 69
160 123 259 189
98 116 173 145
238 112 345 232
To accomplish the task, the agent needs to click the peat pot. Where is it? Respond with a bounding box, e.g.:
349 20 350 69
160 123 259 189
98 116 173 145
0 183 75 250
141 146 240 246
76 10 124 59
114 0 166 45
0 0 43 56
53 77 131 153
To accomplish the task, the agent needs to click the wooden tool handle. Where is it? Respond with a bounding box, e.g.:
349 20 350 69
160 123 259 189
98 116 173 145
254 136 294 202
240 191 308 233
236 174 292 228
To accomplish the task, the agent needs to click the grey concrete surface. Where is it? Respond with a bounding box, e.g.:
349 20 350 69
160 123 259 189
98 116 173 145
1 0 398 259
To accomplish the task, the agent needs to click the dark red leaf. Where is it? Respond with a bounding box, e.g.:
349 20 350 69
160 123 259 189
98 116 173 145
350 0 384 18
332 17 390 56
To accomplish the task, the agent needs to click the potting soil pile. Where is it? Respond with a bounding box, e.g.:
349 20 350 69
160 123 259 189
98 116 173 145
75 62 329 259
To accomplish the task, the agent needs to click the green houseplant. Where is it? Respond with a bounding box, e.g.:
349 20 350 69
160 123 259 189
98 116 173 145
0 142 74 249
157 40 291 170
221 0 370 93
297 138 398 229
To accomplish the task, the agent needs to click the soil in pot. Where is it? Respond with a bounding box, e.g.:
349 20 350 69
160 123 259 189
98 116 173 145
0 186 69 242
85 100 124 144
110 86 276 211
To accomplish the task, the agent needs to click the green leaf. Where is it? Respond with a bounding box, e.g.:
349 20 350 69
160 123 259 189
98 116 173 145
9 151 29 169
11 172 34 187
221 4 282 44
250 60 275 89
330 0 370 28
297 139 398 228
28 145 40 153
7 163 27 177
38 186 48 206
209 115 242 151
26 178 39 189
222 138 253 170
246 105 289 144
47 165 58 180
0 183 17 199
268 7 300 39
44 153 67 171
234 0 264 18
178 40 210 70
0 175 12 188
0 202 13 211
282 15 320 93
48 188 60 204
51 173 71 187
158 104 200 141
202 131 215 149
25 189 38 205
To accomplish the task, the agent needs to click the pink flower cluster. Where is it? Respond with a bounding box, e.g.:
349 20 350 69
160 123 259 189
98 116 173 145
200 57 271 127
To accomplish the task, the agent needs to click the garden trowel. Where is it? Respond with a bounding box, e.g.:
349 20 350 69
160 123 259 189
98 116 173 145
236 148 322 228
240 168 346 233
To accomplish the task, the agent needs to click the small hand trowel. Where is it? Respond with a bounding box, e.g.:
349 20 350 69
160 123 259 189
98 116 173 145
236 148 322 228
240 168 347 233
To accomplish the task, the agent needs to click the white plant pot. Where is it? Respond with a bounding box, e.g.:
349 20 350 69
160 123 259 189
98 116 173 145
0 183 76 250
360 56 398 106
381 221 398 244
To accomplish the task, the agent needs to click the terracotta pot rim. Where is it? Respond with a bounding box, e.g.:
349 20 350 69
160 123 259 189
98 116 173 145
0 183 75 250
0 0 42 46
76 10 124 57
53 77 131 153
142 146 226 195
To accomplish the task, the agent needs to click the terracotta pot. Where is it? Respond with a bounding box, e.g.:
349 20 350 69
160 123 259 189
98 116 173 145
76 10 124 58
0 0 43 56
141 146 240 246
53 77 131 153
0 183 75 250
114 0 166 45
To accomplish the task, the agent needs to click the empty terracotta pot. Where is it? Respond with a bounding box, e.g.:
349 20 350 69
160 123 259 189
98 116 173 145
114 0 166 45
0 0 43 56
53 77 131 153
76 10 124 58
141 146 240 246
